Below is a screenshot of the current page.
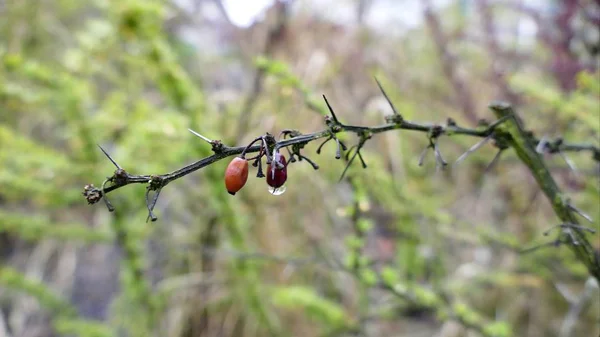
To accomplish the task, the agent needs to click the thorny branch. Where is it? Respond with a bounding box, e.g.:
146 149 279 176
490 102 600 281
83 81 600 278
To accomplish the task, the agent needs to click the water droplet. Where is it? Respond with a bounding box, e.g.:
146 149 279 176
268 185 286 195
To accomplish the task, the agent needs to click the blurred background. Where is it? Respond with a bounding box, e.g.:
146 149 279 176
1 0 599 336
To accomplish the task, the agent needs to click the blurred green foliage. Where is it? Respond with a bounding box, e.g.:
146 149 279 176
0 1 599 337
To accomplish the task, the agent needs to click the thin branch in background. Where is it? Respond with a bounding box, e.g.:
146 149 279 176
196 216 219 336
378 276 502 337
518 187 541 219
422 0 478 123
502 0 587 90
235 0 290 141
476 0 522 104
212 0 233 26
356 0 374 25
559 277 600 337
0 310 9 337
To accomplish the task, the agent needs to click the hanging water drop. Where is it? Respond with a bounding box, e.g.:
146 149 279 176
268 185 286 196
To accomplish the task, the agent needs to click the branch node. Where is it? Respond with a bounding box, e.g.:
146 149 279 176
384 114 403 124
485 115 511 133
536 135 549 154
148 175 167 191
189 128 225 153
262 134 276 163
114 168 128 185
82 184 102 205
429 125 444 139
211 140 225 153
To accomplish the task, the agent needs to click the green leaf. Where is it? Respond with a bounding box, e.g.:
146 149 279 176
380 266 399 286
483 321 512 337
344 235 364 249
54 318 114 337
359 268 378 286
271 286 350 328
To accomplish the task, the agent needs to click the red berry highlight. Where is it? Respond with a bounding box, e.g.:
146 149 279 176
224 157 249 195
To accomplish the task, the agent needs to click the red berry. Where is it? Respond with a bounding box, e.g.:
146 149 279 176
225 157 249 195
266 153 287 188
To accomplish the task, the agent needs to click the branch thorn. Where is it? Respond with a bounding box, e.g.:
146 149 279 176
374 77 402 122
98 145 122 170
567 201 594 223
455 134 493 165
322 95 342 125
188 128 213 144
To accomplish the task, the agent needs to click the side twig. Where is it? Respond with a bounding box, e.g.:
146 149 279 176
489 102 600 282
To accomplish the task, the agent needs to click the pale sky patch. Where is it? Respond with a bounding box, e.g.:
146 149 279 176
222 0 274 28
